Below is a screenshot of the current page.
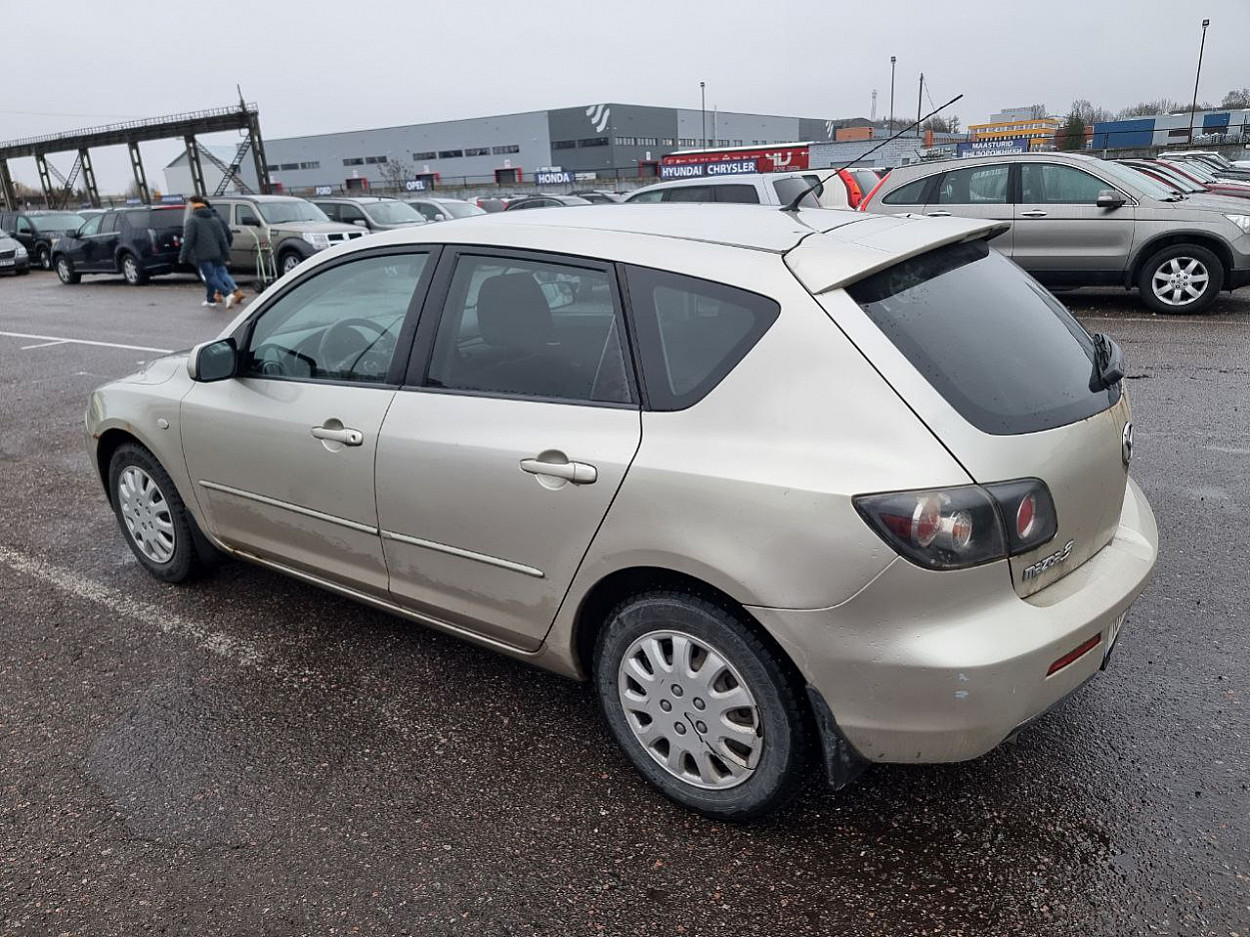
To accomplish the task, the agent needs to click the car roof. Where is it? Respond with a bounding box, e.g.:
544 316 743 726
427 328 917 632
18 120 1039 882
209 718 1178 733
633 171 812 193
313 196 396 203
346 203 1004 276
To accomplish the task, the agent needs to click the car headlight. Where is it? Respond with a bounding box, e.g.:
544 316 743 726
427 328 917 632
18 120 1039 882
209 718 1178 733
1226 214 1250 235
14 245 27 257
301 232 331 249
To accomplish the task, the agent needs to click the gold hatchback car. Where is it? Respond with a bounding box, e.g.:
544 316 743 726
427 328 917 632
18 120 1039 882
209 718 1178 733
86 205 1158 818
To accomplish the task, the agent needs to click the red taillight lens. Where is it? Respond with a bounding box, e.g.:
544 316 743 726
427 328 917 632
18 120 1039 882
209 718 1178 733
1047 634 1102 675
856 479 1058 571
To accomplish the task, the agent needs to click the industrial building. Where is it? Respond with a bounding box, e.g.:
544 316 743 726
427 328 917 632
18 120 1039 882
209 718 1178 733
968 107 1061 150
235 102 839 193
1091 108 1250 149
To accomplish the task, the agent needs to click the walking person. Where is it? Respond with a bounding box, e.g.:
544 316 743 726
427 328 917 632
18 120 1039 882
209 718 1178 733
180 195 246 309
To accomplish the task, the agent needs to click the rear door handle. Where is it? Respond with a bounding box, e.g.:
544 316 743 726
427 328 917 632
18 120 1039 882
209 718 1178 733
311 425 364 446
925 210 951 217
520 458 597 485
1020 210 1048 218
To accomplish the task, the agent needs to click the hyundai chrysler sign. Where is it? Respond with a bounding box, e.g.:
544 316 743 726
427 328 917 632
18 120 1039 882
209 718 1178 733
659 159 756 179
535 170 573 184
956 139 1030 158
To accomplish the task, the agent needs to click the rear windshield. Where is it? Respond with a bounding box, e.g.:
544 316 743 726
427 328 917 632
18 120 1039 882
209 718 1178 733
847 240 1119 435
128 209 184 230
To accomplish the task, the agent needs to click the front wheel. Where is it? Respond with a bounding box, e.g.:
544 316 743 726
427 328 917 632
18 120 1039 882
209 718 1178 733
1138 244 1223 315
108 443 207 583
54 256 80 284
594 591 811 819
121 253 148 285
279 251 303 276
37 245 51 270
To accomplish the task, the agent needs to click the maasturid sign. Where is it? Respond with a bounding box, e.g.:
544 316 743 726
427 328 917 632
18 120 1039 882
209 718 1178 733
956 139 1030 158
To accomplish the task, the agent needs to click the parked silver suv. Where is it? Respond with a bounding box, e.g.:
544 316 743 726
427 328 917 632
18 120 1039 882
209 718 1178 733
863 152 1250 313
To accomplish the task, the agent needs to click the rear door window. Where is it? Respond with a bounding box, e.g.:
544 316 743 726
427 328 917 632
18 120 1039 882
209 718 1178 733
880 177 931 205
935 165 1010 204
663 185 714 202
846 240 1117 435
714 185 760 204
624 265 779 410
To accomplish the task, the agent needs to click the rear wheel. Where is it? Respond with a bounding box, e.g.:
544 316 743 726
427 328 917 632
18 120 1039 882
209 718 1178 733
108 443 208 583
36 245 51 270
1138 244 1223 315
121 253 148 285
54 255 80 284
594 590 811 819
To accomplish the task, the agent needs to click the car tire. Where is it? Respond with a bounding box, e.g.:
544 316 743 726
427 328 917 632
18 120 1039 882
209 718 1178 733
54 255 80 284
1137 244 1223 315
279 251 302 276
37 245 51 270
594 590 811 819
107 443 209 583
121 253 148 286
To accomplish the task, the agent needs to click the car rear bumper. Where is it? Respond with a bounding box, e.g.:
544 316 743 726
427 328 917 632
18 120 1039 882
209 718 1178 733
749 475 1158 765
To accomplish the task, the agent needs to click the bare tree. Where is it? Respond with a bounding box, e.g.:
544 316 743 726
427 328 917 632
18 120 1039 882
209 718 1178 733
1221 87 1250 109
377 154 416 195
1029 103 1049 119
1071 99 1114 126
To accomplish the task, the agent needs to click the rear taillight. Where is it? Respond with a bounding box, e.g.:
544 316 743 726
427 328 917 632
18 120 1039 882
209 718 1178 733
855 479 1057 570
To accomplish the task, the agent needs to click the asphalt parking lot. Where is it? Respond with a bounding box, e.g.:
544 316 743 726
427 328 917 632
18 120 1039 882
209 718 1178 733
1 268 1247 936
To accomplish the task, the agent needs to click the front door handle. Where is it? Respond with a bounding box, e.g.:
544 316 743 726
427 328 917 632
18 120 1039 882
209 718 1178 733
925 210 951 217
1019 210 1048 218
520 458 597 485
311 425 364 446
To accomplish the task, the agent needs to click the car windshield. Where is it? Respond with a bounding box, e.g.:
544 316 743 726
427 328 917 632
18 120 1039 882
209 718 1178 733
255 200 328 224
32 213 85 231
848 239 1117 435
1167 160 1217 183
365 201 424 224
442 201 486 218
1138 164 1203 192
1095 159 1178 201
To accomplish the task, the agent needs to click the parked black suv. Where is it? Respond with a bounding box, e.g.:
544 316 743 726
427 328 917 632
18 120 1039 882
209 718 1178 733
52 206 186 285
0 210 86 270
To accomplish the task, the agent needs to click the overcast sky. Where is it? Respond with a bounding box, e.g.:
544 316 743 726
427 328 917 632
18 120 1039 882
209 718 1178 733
4 0 1248 193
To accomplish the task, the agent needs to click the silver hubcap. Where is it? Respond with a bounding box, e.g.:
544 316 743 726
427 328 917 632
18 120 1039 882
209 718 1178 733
617 630 763 790
1151 256 1209 307
39 248 50 269
124 258 138 282
117 466 176 564
283 255 300 274
57 259 69 279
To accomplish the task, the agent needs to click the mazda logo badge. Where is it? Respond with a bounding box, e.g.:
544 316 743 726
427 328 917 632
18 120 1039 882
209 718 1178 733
1122 422 1134 467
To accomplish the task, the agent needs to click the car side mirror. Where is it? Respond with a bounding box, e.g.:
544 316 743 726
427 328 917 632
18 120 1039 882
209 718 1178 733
1096 189 1126 210
434 213 446 222
187 338 238 382
352 219 368 227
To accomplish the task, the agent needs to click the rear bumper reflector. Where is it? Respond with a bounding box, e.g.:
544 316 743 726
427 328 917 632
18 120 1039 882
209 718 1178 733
1047 633 1103 676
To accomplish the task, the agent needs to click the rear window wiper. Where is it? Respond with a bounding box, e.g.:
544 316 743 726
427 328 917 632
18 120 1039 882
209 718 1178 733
1092 332 1125 387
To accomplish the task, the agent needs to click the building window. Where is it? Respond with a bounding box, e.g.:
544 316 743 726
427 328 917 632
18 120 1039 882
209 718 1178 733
579 137 609 147
465 147 490 157
636 137 658 146
300 161 320 170
717 139 728 146
733 140 742 146
552 140 576 150
615 136 637 146
279 162 299 171
491 144 520 154
437 150 463 159
413 151 436 160
662 138 674 146
343 157 364 166
365 155 389 164
266 164 280 172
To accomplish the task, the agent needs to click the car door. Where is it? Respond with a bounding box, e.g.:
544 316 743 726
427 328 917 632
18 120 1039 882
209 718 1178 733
922 162 1014 253
67 213 104 268
315 202 341 222
229 202 263 270
95 211 123 271
374 248 642 648
1011 162 1136 279
180 248 436 596
338 203 369 229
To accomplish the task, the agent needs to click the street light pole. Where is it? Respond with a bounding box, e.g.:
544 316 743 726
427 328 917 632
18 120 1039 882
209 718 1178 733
917 72 924 139
1187 18 1211 145
889 56 896 132
700 81 707 148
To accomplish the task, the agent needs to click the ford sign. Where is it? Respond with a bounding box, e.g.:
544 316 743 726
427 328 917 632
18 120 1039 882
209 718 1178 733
314 185 333 196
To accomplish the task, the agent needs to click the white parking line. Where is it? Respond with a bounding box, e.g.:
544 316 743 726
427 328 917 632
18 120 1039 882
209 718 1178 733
1077 316 1250 325
0 330 174 353
20 339 69 350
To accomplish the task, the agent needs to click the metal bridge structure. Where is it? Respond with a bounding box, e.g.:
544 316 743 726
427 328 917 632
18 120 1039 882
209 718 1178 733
0 102 272 210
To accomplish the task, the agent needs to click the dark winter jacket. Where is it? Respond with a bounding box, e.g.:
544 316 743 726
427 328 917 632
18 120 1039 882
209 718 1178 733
179 206 230 265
